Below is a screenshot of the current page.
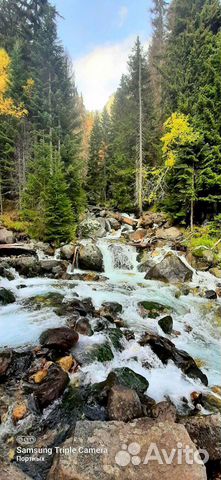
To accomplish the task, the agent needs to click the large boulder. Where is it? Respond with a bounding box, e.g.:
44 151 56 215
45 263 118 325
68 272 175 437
7 256 40 277
40 327 79 352
155 227 182 241
140 334 208 386
5 257 68 278
180 414 221 462
107 385 142 421
145 253 193 283
78 241 104 272
39 259 68 277
79 217 106 239
48 419 207 480
0 227 14 244
0 287 15 305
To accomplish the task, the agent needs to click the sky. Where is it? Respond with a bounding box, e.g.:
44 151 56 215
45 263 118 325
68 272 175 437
52 0 153 111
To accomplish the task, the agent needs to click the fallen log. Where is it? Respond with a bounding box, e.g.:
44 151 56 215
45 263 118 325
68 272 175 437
110 213 138 227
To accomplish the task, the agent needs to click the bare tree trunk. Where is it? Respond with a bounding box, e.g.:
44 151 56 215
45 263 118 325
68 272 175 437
48 72 53 171
190 166 195 231
137 51 143 216
0 176 3 215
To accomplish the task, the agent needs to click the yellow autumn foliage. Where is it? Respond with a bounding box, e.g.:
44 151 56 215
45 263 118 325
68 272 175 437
0 48 27 118
161 112 199 168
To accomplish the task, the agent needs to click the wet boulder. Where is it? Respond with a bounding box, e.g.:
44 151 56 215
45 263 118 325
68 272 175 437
145 252 193 284
56 297 95 318
107 385 142 421
0 287 15 305
39 259 68 278
140 334 208 386
158 315 173 334
138 300 171 319
91 342 114 362
78 241 104 272
40 327 79 352
205 290 217 300
96 367 149 397
6 256 40 277
31 364 69 410
0 264 15 280
74 317 93 336
99 301 123 322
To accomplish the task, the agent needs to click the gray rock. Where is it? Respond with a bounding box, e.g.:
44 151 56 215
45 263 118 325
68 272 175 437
79 218 106 239
0 227 14 244
60 243 76 260
145 253 193 284
78 241 104 272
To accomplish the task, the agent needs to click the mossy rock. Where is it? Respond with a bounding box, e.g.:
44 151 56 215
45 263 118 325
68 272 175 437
91 342 114 362
109 367 149 394
158 315 173 334
138 301 171 319
91 367 149 400
26 292 64 310
108 329 124 351
0 287 16 305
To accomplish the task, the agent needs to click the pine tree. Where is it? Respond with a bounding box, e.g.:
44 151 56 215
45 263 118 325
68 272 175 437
43 154 74 244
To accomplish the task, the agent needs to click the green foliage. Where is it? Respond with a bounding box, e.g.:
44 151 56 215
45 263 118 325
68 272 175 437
23 141 75 244
183 226 218 256
42 155 75 244
0 212 29 233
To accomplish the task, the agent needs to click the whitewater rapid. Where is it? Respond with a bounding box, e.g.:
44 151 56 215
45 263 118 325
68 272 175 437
0 231 221 409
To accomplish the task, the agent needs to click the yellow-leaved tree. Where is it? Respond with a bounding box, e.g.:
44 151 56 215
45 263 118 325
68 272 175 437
0 48 27 118
161 112 200 228
161 112 199 167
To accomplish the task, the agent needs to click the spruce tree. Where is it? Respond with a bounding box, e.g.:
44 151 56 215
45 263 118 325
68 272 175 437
43 154 74 244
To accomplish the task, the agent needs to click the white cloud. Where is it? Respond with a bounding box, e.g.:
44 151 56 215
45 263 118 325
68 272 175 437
118 6 128 27
74 36 149 112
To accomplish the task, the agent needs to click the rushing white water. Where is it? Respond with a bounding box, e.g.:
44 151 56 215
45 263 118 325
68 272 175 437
0 234 221 409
